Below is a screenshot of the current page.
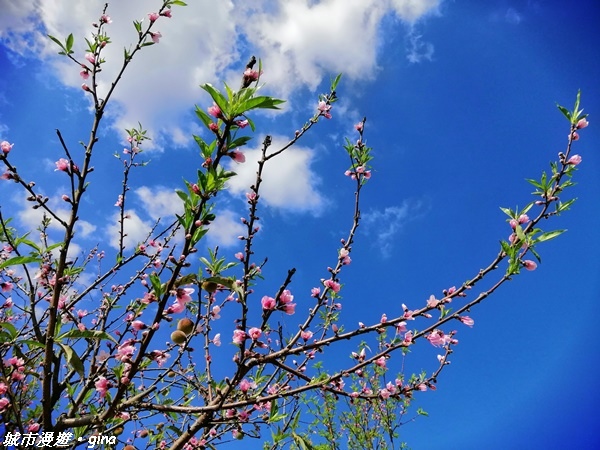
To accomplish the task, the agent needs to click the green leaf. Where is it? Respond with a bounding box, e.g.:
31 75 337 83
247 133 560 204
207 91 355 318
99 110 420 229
557 198 577 213
417 407 429 417
228 136 252 150
194 106 214 129
556 104 572 122
331 73 342 91
150 273 162 297
46 242 65 253
0 322 17 339
201 83 229 116
176 189 188 202
533 229 565 244
66 33 74 53
529 246 542 263
19 339 46 350
58 343 85 377
499 207 514 218
0 255 42 270
236 96 285 115
47 34 66 52
57 329 118 343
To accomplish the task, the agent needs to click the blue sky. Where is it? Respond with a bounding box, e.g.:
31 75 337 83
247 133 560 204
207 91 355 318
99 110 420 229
0 0 599 449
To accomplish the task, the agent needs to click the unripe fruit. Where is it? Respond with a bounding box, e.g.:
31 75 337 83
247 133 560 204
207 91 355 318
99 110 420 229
170 330 187 345
201 281 218 293
177 318 195 336
124 446 135 450
113 427 124 436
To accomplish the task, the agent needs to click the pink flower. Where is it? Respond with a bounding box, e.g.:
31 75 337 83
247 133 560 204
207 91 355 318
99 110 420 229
0 398 10 411
176 287 194 303
85 53 95 64
567 154 582 165
234 252 244 261
576 118 589 129
95 376 110 397
232 329 246 345
246 192 257 202
0 383 6 395
235 119 249 128
317 101 332 119
459 316 474 327
212 333 221 346
354 122 364 132
115 195 123 207
243 68 260 82
82 83 91 92
379 388 391 399
0 282 13 293
324 279 341 293
148 12 160 22
301 330 313 341
570 131 580 141
523 260 537 271
55 158 70 172
116 343 136 361
426 295 440 308
1 141 13 155
311 287 320 297
100 14 111 24
282 302 296 315
209 122 219 132
248 327 262 340
150 350 170 367
280 290 294 304
211 305 221 319
427 330 449 347
261 296 276 310
208 103 223 119
132 320 146 331
169 300 185 314
239 378 251 393
230 150 245 163
518 214 529 224
161 9 172 18
375 356 387 368
150 31 162 43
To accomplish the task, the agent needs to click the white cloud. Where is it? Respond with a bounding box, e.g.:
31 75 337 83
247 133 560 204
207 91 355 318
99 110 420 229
505 8 523 25
362 199 429 258
106 209 153 251
225 135 325 214
206 209 246 249
15 195 96 240
134 186 181 221
0 0 443 147
406 28 435 63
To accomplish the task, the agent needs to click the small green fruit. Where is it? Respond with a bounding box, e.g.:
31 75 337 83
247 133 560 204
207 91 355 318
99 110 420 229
201 281 218 293
170 330 187 345
177 318 195 335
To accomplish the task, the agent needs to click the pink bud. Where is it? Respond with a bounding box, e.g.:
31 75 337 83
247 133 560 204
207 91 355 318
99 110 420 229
576 118 589 129
148 12 160 22
567 154 582 165
1 141 13 155
523 260 537 271
149 31 162 44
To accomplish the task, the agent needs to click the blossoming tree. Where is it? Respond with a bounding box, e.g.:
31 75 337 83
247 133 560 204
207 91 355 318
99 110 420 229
0 2 590 449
